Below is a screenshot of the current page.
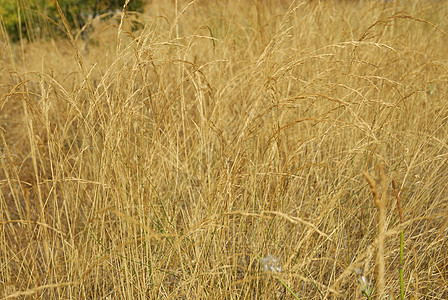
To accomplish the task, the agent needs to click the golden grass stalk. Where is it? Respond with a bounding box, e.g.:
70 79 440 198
363 164 387 298
392 179 405 300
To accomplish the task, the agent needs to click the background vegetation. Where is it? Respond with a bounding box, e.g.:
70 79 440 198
1 0 447 298
0 0 144 41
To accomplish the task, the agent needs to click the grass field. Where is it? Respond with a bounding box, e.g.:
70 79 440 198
1 0 448 298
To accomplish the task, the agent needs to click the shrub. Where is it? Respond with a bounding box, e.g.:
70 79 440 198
0 0 144 41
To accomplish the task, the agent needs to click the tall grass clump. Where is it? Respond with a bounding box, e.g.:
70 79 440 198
1 0 448 298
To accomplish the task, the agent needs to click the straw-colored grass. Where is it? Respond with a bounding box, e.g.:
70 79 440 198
1 0 448 298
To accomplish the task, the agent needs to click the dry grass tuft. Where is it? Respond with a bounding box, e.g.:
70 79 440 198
1 0 448 298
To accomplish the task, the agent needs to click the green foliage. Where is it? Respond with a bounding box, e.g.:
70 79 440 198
0 0 144 42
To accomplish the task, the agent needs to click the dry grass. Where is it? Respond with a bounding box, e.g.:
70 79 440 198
1 0 448 299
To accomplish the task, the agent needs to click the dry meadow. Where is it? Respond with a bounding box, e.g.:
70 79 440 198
1 0 448 299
